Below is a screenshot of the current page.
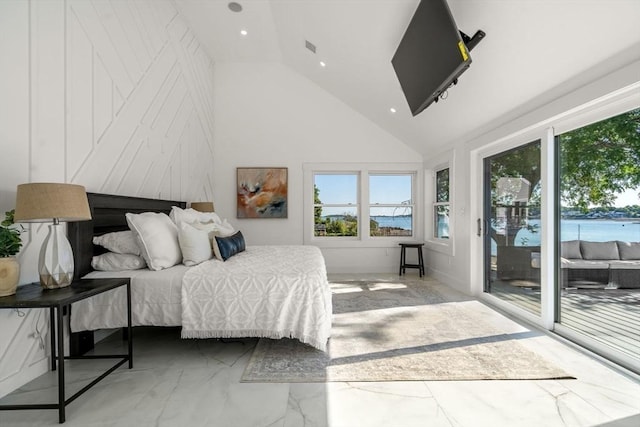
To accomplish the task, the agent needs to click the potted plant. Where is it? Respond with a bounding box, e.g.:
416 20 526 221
0 210 24 296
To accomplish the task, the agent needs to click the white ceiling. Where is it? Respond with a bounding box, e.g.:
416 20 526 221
175 0 640 157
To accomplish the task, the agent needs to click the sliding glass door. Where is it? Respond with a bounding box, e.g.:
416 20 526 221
556 108 640 363
483 141 542 315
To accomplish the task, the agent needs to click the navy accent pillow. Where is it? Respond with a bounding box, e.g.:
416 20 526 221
215 231 245 261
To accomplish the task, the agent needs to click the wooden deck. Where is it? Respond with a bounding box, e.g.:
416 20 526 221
490 281 640 362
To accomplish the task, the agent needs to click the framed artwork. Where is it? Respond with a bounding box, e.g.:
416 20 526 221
237 167 288 218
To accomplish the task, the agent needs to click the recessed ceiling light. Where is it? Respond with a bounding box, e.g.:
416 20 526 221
390 107 397 113
228 2 243 12
240 29 248 36
319 61 326 67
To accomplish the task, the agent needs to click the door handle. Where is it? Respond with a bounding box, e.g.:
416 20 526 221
477 218 489 236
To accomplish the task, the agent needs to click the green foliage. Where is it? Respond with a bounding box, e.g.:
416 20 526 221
559 108 640 209
436 168 450 202
0 210 24 257
314 185 322 223
489 109 640 245
323 214 358 236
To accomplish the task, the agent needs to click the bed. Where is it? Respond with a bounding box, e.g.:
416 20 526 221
67 193 332 351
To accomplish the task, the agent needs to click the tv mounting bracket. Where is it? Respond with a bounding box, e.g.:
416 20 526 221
459 29 486 52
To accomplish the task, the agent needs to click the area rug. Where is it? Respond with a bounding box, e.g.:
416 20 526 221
242 280 573 382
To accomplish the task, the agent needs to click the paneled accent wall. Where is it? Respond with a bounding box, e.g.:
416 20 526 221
0 0 215 397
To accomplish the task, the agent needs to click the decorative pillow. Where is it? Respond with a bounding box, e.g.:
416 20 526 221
617 241 640 260
125 212 182 271
580 240 619 260
213 218 235 236
170 206 221 227
91 252 146 271
178 222 212 266
213 231 245 261
92 231 141 255
560 240 582 259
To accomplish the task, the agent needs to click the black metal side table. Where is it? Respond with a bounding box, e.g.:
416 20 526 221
399 242 425 277
0 278 132 423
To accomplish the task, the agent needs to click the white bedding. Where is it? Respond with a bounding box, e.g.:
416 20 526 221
70 265 188 331
71 245 332 351
181 246 332 351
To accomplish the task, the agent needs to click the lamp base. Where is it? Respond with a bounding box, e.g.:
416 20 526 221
39 223 74 289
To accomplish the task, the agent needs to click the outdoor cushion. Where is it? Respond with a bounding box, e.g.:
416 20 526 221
561 240 582 259
608 260 640 270
616 241 640 260
562 259 609 269
580 241 619 260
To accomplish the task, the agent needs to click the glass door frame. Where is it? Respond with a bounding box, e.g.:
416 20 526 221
471 128 556 329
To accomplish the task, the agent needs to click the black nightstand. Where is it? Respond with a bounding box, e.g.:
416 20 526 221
0 278 132 423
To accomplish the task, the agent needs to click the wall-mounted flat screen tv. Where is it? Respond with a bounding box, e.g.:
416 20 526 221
392 0 471 116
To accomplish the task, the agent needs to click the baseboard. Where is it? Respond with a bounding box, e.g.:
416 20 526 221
0 357 48 399
427 267 468 294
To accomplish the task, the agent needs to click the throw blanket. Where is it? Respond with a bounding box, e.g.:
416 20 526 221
181 245 332 351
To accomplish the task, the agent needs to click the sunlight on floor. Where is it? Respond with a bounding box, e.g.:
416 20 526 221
330 281 408 294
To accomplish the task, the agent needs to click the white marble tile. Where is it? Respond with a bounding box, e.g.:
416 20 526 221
283 383 329 427
325 381 451 427
1 276 639 427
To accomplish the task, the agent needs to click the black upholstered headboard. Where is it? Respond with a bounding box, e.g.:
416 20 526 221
67 193 186 280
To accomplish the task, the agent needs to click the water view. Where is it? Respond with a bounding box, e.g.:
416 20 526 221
515 219 640 246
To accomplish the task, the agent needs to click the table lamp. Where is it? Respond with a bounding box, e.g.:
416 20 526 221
190 202 215 212
14 183 92 289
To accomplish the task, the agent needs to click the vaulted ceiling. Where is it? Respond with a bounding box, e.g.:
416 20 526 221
175 0 640 157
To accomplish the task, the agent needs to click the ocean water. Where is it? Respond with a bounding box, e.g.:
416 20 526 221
516 219 640 245
371 215 412 231
323 215 413 231
491 219 640 255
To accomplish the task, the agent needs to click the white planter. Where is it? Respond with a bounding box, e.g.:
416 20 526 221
0 257 20 297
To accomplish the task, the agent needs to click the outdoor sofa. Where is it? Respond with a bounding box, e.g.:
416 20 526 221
561 240 640 289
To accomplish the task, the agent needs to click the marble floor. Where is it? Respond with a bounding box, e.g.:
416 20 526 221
1 274 639 427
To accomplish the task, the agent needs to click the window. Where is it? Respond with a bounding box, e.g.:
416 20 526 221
434 168 450 239
369 174 413 237
304 163 422 246
314 173 359 237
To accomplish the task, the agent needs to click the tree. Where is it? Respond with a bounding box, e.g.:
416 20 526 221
490 108 640 246
314 185 322 224
559 108 640 209
489 142 541 247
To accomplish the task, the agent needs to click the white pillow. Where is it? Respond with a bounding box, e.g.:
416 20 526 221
125 212 182 271
178 222 213 266
92 252 146 271
93 231 141 255
214 218 235 236
170 206 221 226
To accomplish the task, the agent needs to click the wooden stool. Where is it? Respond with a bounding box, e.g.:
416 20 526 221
399 243 425 277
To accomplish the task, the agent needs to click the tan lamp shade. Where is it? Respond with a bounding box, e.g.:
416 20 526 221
14 183 92 223
13 183 91 289
190 202 215 212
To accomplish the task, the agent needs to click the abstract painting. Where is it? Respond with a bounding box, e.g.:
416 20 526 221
237 167 288 218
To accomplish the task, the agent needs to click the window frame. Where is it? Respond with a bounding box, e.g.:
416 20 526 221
304 162 423 248
433 167 450 240
368 173 415 238
313 172 360 239
425 150 455 256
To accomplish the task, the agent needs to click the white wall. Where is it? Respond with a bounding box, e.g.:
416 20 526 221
0 0 215 397
212 62 422 273
424 59 640 296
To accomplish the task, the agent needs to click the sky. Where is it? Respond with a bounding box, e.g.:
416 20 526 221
314 174 412 216
615 188 640 207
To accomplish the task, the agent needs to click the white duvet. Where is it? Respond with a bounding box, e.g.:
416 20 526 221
71 245 332 351
181 246 332 351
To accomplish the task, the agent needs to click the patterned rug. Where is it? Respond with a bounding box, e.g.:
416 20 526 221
242 280 573 382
